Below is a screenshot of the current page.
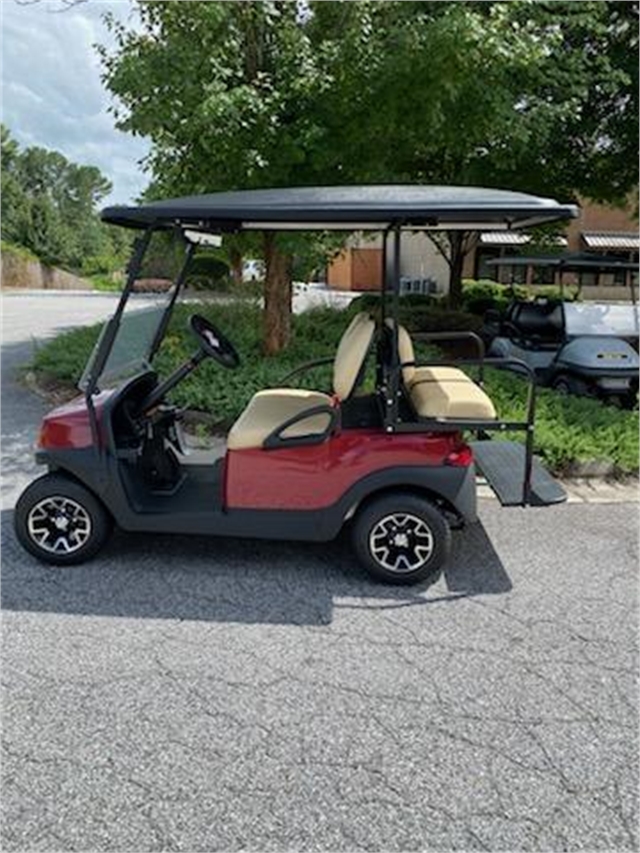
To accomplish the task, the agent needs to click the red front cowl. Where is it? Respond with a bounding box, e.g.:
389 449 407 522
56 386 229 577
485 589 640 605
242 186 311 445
225 429 467 510
38 392 110 450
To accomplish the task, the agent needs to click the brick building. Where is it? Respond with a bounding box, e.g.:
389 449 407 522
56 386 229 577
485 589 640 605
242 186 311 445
327 196 638 300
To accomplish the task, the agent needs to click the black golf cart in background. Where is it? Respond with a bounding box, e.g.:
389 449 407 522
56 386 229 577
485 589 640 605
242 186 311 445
481 253 639 405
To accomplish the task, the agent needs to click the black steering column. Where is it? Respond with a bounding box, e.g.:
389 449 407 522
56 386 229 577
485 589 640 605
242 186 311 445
137 314 240 417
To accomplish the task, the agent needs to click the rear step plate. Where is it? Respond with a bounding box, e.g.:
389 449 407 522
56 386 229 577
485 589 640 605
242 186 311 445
470 440 567 507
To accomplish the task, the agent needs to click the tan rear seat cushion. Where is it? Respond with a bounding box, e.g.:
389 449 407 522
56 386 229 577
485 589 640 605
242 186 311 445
227 389 333 450
410 379 497 419
389 320 496 419
411 366 471 386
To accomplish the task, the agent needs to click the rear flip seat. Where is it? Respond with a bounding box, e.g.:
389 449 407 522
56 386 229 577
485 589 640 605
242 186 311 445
393 324 497 420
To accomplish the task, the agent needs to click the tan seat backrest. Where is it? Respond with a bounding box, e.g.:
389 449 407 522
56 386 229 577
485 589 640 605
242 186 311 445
385 319 416 385
333 312 375 400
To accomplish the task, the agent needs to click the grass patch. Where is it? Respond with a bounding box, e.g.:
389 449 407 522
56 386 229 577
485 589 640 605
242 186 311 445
31 301 639 474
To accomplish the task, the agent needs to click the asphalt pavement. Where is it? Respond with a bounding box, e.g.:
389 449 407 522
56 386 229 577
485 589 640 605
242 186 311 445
1 292 638 851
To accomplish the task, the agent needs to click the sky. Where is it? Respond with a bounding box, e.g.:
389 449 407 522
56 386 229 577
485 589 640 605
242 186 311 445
1 0 150 205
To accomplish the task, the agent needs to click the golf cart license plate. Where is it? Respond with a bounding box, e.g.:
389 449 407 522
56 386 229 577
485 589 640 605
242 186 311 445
599 377 631 390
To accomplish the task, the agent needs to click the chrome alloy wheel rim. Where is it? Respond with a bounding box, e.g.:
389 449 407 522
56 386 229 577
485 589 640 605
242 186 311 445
369 512 434 573
27 496 92 555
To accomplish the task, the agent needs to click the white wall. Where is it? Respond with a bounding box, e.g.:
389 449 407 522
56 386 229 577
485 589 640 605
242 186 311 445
400 233 450 293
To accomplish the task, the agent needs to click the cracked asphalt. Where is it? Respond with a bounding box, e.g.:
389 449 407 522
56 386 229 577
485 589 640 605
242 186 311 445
2 293 638 852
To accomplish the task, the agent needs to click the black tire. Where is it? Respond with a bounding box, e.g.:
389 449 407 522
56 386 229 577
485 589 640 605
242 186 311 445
352 492 451 585
553 374 588 397
14 473 112 566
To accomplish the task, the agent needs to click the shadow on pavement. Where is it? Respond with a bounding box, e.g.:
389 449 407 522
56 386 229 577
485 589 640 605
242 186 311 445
1 510 510 626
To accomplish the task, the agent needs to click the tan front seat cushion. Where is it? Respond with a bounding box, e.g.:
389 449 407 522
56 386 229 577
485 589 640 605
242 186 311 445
410 378 497 419
227 389 333 450
333 313 375 400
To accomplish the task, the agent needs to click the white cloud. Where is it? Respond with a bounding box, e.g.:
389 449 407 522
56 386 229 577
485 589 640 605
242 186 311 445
1 0 150 205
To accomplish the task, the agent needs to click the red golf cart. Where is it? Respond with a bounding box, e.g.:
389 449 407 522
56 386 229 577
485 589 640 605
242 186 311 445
14 186 578 583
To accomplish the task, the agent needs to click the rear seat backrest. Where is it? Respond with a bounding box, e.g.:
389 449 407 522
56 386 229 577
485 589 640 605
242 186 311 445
385 319 416 385
333 312 375 400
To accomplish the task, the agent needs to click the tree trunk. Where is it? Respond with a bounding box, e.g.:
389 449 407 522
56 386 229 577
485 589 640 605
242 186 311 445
263 232 292 355
229 247 243 285
447 231 465 310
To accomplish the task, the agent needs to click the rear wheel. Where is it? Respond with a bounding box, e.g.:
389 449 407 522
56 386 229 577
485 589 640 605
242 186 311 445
14 474 112 565
352 493 451 585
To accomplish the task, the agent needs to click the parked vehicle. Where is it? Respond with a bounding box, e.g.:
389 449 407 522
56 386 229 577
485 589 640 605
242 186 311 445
14 186 578 584
482 254 639 406
242 259 265 281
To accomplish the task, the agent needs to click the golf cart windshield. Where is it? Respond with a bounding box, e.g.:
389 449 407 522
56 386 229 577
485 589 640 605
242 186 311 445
80 228 191 391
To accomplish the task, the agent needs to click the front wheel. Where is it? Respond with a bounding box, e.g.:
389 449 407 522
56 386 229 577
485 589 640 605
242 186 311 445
352 493 451 585
14 474 112 565
553 374 589 397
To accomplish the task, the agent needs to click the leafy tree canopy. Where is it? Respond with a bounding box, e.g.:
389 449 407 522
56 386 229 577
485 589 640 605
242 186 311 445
99 1 638 329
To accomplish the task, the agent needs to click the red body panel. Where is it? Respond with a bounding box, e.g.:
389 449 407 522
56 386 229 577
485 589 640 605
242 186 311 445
38 393 110 450
225 429 465 510
38 394 469 516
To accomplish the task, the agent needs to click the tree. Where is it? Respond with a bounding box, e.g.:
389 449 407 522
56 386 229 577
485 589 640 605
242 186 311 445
101 1 338 354
1 126 31 245
1 125 123 272
307 1 638 306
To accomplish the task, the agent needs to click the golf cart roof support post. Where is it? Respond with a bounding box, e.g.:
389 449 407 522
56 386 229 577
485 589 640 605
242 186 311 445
148 238 196 361
383 224 403 433
381 223 396 326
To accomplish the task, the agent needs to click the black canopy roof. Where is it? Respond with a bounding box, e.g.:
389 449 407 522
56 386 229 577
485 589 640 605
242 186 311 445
102 185 578 232
487 252 639 271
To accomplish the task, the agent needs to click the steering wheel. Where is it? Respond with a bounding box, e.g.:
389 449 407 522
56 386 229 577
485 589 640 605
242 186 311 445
189 314 240 369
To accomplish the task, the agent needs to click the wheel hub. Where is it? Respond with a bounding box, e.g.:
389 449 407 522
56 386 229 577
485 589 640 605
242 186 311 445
27 496 92 555
370 512 434 574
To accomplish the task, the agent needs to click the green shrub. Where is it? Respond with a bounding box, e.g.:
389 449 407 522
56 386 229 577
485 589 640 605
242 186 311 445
348 292 481 333
461 279 526 315
88 273 121 292
533 284 579 302
185 253 230 290
461 279 580 316
81 254 122 276
398 308 482 334
482 368 638 474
